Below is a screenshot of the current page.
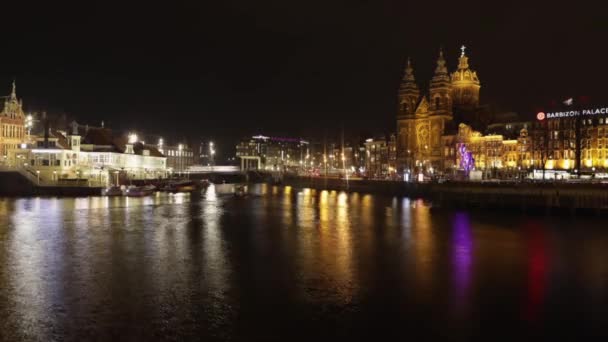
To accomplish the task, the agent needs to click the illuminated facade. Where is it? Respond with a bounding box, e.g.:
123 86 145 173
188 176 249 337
236 135 309 171
396 46 540 178
450 123 530 176
364 135 397 179
397 46 480 173
9 123 167 185
0 82 26 161
531 113 608 172
161 143 195 173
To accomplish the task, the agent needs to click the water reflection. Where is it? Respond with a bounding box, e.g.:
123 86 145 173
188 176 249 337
451 212 473 314
1 186 608 339
523 221 548 322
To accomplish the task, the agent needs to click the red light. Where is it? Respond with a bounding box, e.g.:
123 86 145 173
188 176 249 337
536 112 545 121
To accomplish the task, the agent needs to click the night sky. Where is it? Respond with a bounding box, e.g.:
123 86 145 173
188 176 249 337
2 1 606 157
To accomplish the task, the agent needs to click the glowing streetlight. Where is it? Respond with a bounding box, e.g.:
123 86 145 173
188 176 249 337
25 114 33 140
209 141 215 168
128 133 138 144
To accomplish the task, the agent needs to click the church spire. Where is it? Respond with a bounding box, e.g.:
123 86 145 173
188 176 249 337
430 47 452 113
10 79 16 100
457 44 469 69
398 57 420 116
434 47 448 75
403 58 415 82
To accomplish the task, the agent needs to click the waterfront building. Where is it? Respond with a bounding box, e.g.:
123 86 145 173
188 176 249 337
9 122 167 185
161 142 195 173
236 135 309 171
0 82 26 162
364 135 397 179
531 109 608 173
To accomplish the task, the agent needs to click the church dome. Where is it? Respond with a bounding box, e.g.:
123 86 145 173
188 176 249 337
450 46 480 108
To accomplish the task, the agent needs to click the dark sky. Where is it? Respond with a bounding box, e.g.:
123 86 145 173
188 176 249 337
2 1 607 156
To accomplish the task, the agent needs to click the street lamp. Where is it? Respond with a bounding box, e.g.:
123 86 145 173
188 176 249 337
25 114 33 141
128 133 138 144
209 141 216 169
178 144 183 176
158 138 164 154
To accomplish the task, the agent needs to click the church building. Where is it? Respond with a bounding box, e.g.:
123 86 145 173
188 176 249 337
396 46 481 173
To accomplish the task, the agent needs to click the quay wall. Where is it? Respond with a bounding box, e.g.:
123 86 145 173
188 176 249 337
276 176 608 214
0 171 102 197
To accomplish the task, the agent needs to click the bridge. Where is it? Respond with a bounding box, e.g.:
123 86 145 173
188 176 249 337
185 165 242 174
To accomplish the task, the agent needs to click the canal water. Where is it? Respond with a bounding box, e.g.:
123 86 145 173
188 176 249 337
0 184 607 340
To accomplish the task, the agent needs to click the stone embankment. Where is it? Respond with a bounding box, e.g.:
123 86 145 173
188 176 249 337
275 175 608 214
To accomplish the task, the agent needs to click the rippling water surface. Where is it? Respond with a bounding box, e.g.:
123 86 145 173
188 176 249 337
1 184 608 340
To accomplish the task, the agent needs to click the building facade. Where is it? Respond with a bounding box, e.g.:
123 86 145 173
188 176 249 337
236 135 309 171
161 142 195 173
9 123 167 185
364 135 397 179
0 82 26 161
397 47 481 174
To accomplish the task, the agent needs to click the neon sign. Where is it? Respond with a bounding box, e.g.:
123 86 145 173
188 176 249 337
539 107 608 120
536 112 546 121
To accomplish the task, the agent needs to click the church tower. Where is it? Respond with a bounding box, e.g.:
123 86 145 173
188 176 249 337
450 45 480 108
2 81 25 120
398 58 420 116
0 81 26 159
429 48 452 116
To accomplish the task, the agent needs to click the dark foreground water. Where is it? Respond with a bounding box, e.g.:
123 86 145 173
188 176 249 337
1 184 608 341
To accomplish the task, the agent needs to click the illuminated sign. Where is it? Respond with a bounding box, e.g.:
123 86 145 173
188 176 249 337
536 112 546 121
539 107 608 120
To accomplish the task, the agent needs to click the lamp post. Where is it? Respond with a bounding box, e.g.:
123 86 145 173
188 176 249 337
25 114 33 142
114 171 119 186
178 144 183 177
209 141 215 171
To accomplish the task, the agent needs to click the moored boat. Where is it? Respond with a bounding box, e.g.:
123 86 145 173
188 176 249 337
102 186 124 196
125 185 156 197
163 180 198 192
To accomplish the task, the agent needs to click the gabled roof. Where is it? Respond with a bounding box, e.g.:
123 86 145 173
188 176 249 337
133 142 164 157
82 127 115 146
50 129 69 149
415 97 429 115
